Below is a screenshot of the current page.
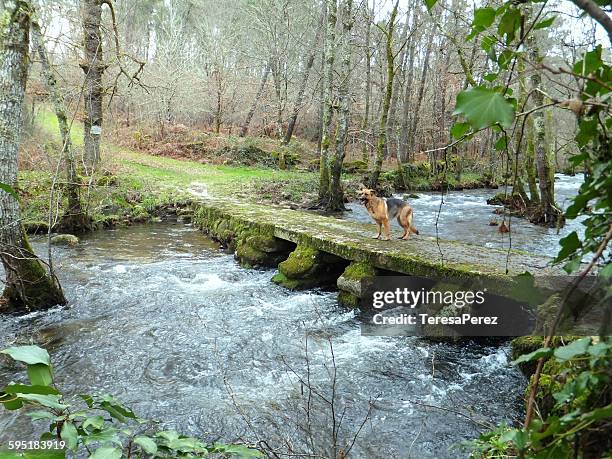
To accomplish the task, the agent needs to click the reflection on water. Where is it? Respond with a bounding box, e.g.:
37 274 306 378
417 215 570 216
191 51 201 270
344 174 584 257
0 224 525 458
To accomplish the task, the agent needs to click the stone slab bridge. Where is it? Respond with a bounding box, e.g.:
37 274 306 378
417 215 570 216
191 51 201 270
191 197 564 308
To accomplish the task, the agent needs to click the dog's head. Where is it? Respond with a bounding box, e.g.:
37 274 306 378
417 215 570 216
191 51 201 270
357 186 376 204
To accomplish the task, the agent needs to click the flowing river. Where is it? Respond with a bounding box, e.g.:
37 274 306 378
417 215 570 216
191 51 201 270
0 174 583 457
344 173 584 257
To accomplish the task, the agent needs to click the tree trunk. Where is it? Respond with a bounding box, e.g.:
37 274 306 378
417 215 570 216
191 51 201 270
361 0 373 162
80 0 104 172
527 34 562 226
240 62 270 137
399 7 418 164
283 13 324 146
327 0 354 211
32 22 91 233
407 23 434 163
318 0 337 204
0 0 66 311
368 1 399 189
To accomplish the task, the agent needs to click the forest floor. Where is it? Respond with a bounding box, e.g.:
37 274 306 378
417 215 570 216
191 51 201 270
19 108 494 233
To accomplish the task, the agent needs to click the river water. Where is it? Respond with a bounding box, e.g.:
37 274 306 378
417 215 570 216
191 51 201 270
0 175 583 457
1 224 524 458
344 173 584 258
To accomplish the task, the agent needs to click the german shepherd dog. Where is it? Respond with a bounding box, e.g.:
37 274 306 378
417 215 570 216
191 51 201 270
357 187 419 240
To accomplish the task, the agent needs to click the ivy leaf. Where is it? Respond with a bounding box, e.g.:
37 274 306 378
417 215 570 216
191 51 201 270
27 363 53 387
498 8 521 44
2 384 59 396
424 0 438 10
494 136 507 151
450 122 470 139
512 347 552 365
554 231 581 262
61 421 79 451
534 16 556 30
473 7 497 29
554 338 591 361
573 45 603 76
1 346 51 366
134 436 158 455
453 87 515 129
17 393 68 410
0 182 18 200
89 447 122 459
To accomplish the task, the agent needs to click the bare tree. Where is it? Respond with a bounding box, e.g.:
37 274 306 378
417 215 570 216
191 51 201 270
327 0 355 211
32 22 91 233
368 1 399 188
0 0 66 311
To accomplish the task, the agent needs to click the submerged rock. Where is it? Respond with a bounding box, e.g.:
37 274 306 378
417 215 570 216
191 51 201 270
51 234 79 246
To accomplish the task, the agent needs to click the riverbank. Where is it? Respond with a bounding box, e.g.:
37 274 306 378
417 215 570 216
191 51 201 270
20 110 499 233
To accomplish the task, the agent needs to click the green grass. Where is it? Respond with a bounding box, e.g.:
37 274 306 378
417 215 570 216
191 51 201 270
21 108 319 228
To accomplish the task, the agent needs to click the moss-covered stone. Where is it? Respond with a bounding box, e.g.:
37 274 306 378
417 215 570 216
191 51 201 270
23 220 50 234
338 290 359 308
278 245 319 279
273 244 346 290
50 234 79 246
336 261 378 308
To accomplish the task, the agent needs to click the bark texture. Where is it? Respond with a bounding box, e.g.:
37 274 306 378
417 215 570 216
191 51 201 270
318 0 337 203
80 0 105 171
240 62 271 137
368 1 398 188
527 32 562 226
327 0 354 211
0 0 66 311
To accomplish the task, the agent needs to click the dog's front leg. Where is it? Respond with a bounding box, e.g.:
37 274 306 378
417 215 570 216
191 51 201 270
373 221 381 239
382 219 391 240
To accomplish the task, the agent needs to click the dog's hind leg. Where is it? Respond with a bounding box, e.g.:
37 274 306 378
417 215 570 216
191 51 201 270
400 207 414 240
397 215 408 239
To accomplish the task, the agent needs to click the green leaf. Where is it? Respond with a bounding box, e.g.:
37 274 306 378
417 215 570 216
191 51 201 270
424 0 437 10
450 122 470 139
0 393 24 410
494 136 507 151
1 346 51 366
534 16 556 30
0 182 19 200
483 72 498 82
2 384 59 395
61 421 79 451
580 403 612 422
600 263 612 279
573 45 603 76
82 415 105 432
17 393 68 410
27 410 60 421
563 256 581 274
512 347 552 365
27 363 53 387
497 8 521 44
134 436 158 455
472 7 497 30
214 444 264 457
554 338 591 361
89 447 122 459
555 231 581 262
453 87 515 129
